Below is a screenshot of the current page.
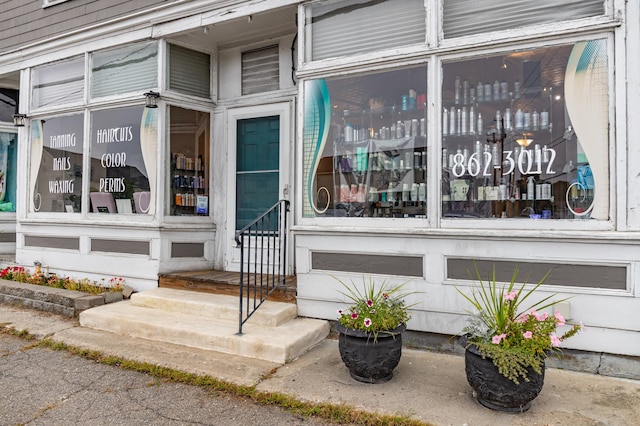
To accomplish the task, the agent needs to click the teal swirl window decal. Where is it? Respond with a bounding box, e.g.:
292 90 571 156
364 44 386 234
303 79 331 217
564 39 608 219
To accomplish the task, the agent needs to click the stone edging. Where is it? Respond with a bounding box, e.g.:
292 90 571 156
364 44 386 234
0 279 123 317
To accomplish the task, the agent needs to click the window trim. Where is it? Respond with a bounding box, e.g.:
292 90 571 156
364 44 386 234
43 0 70 8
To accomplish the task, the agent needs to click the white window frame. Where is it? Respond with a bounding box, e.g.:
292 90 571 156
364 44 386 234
43 0 71 8
297 0 621 234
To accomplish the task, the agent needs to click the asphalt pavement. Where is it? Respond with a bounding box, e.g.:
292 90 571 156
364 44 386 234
1 305 639 426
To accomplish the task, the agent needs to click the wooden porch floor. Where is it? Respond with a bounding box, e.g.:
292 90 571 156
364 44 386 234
158 269 297 303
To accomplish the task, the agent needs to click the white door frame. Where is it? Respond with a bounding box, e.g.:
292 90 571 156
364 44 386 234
224 101 294 273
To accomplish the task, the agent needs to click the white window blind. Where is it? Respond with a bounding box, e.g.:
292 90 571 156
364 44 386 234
443 0 605 39
168 44 211 99
91 42 158 99
306 0 426 62
242 46 280 95
31 57 84 109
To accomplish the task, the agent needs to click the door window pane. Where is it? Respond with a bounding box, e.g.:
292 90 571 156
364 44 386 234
90 106 152 214
236 116 279 229
303 66 428 218
32 57 84 109
441 39 609 220
30 114 84 213
169 106 210 216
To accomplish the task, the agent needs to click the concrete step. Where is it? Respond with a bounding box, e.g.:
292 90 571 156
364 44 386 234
131 288 297 327
79 294 329 364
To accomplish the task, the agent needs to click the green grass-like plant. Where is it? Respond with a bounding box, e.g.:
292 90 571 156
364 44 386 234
457 263 582 384
335 275 417 342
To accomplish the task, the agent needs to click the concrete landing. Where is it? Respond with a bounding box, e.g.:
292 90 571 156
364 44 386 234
79 288 329 364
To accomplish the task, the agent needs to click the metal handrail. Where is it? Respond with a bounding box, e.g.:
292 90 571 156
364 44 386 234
235 199 290 335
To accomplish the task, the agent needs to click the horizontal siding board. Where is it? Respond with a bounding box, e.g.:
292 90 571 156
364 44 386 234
0 0 177 53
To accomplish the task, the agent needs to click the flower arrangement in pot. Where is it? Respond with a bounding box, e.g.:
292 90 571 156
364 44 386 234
457 265 582 412
334 275 414 384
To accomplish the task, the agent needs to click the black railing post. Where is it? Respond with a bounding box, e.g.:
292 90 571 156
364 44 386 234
237 232 245 335
235 199 290 335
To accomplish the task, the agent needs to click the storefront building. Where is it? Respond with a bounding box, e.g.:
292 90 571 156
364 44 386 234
0 0 638 357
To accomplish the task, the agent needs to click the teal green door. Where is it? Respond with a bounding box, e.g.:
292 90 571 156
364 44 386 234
236 116 280 230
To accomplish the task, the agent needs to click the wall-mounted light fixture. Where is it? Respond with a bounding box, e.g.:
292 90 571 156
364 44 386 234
13 113 27 127
144 91 160 108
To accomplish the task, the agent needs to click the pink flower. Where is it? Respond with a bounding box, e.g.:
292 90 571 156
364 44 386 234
351 312 359 320
554 311 566 327
337 309 343 315
516 313 529 323
550 334 561 347
503 290 517 301
539 312 549 320
492 333 507 344
523 331 533 339
366 299 373 307
364 318 372 327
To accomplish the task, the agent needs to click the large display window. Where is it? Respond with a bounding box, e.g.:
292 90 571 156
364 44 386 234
303 66 427 218
441 39 608 220
30 114 84 213
168 106 210 216
89 106 153 214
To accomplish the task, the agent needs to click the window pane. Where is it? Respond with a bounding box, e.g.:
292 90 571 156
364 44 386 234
30 115 84 213
441 39 609 220
0 132 17 212
305 0 426 62
236 116 280 229
32 57 84 109
242 46 280 95
92 43 158 99
169 106 210 216
303 66 428 218
0 90 18 123
443 0 604 39
90 106 153 214
168 44 211 98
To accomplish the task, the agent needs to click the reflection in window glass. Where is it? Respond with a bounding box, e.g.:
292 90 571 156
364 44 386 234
92 43 158 99
90 106 152 214
0 90 18 122
32 57 84 109
443 0 604 39
305 0 426 62
168 106 210 216
441 39 608 220
168 44 211 98
303 66 427 218
31 115 84 213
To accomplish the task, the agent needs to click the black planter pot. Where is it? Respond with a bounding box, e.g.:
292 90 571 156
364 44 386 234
464 340 545 413
336 322 405 384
